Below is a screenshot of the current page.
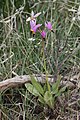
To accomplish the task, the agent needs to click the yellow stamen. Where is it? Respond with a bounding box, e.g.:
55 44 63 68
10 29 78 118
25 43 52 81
31 29 35 34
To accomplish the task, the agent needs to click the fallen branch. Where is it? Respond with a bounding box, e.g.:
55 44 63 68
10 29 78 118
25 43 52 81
0 74 75 92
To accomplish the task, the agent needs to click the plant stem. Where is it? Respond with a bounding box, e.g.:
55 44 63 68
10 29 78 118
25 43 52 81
42 39 50 92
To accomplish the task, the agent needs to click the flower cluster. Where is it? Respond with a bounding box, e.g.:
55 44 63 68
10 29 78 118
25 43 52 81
26 11 53 39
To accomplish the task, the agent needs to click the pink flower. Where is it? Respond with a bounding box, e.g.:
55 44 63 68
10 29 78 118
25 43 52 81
30 20 42 34
30 19 36 29
31 10 41 19
26 11 41 22
41 30 46 39
45 21 52 30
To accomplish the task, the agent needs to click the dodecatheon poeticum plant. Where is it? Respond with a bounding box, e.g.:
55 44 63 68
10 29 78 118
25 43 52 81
30 20 42 34
26 10 41 22
41 30 46 39
45 21 54 32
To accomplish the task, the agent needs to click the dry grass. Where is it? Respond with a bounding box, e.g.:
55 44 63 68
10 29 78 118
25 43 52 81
0 0 80 119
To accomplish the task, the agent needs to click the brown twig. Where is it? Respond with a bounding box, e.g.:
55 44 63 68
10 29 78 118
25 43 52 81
0 74 75 92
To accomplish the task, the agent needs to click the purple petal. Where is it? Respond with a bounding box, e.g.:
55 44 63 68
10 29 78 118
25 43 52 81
45 22 48 28
31 11 41 18
31 24 42 33
30 19 36 29
34 12 41 18
32 24 42 33
48 22 52 29
41 30 46 38
45 21 52 30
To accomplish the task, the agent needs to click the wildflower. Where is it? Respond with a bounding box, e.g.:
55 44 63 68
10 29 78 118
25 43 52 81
26 10 41 22
30 19 36 29
30 20 42 34
45 21 52 30
41 30 46 39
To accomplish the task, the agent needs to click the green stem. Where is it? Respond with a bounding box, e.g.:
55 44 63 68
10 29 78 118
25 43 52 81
42 39 50 92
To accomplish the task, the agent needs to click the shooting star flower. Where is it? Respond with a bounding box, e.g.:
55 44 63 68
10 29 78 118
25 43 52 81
30 20 42 34
45 21 53 30
30 19 36 29
26 10 41 22
41 30 46 39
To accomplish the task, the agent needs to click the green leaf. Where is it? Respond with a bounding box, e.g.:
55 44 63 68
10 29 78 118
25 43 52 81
25 83 40 96
44 91 53 108
59 86 67 93
38 95 45 104
55 86 67 97
52 82 58 94
54 91 61 97
43 83 47 92
52 75 61 94
30 75 44 95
